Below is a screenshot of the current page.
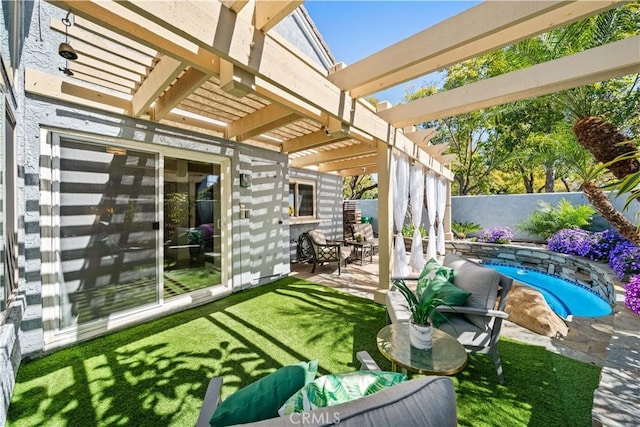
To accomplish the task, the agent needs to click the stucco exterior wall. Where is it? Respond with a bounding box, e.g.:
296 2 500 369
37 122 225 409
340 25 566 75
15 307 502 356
288 168 343 261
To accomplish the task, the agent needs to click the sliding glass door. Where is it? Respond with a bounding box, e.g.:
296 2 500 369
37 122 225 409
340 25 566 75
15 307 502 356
57 138 158 328
163 158 222 297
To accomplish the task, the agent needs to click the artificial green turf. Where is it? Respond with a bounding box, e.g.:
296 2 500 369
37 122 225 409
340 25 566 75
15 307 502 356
8 277 600 426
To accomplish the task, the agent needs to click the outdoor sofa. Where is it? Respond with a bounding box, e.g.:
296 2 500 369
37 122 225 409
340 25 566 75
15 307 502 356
197 351 457 426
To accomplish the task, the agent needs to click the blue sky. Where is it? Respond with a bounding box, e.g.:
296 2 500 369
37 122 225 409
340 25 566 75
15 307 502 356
304 1 480 105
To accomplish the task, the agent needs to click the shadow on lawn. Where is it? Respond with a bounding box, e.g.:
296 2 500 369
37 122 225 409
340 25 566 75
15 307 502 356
8 278 388 426
8 277 599 427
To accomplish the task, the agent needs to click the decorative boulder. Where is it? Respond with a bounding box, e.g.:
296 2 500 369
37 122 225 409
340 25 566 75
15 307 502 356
505 282 569 338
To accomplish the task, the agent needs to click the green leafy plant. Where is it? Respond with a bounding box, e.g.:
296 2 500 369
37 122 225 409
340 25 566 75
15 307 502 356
392 276 470 326
451 221 482 239
518 198 595 239
401 224 427 238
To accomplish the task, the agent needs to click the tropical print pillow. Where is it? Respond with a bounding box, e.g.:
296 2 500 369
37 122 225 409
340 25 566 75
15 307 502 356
278 371 406 416
416 258 454 295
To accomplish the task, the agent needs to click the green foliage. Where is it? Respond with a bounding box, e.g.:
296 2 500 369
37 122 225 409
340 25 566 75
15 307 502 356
602 150 640 231
401 223 426 238
343 174 378 200
518 198 596 239
451 221 482 239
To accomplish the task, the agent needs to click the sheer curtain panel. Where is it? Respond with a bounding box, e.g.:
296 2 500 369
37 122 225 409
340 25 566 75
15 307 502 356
426 172 437 260
409 164 425 272
437 176 448 254
392 153 409 277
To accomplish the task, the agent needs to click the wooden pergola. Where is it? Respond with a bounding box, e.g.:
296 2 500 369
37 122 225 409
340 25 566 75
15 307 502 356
31 0 639 300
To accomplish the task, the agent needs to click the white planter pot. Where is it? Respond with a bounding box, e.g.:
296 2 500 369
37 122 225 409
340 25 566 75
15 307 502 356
409 320 433 350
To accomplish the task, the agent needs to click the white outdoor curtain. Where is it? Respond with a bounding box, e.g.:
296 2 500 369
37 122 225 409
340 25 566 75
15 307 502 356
409 164 425 272
436 176 448 254
426 172 437 260
392 153 409 277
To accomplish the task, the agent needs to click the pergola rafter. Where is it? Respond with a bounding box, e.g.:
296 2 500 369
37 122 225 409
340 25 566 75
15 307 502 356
329 0 624 98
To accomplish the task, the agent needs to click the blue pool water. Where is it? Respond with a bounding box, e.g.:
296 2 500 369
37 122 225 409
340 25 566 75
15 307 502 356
484 264 612 318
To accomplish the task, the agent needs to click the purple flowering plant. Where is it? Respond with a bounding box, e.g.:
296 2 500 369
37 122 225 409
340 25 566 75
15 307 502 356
625 276 640 315
547 229 640 282
478 226 514 244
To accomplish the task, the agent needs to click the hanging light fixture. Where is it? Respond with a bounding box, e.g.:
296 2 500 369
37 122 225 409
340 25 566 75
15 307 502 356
58 11 78 61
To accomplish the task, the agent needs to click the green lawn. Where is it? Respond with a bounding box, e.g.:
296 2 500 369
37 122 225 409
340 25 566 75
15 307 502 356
8 277 600 426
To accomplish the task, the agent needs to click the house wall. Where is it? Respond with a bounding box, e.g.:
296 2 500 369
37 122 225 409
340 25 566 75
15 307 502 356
0 1 28 424
288 168 343 261
0 3 340 423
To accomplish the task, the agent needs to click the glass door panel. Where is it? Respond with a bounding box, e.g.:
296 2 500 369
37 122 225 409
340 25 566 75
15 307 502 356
163 158 221 297
58 139 158 328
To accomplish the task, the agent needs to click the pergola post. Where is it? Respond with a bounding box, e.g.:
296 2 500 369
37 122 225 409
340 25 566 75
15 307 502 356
374 140 393 304
444 180 453 241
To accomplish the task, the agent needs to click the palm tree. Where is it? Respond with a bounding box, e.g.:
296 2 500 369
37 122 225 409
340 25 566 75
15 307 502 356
508 5 640 243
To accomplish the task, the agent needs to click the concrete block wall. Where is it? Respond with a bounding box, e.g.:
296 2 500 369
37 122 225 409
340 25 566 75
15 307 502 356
350 192 637 242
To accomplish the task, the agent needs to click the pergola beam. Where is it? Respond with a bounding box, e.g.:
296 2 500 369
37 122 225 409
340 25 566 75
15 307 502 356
379 36 640 128
154 67 211 120
254 1 303 32
330 0 623 98
282 130 348 153
290 144 376 168
404 128 437 146
338 165 379 177
48 0 450 178
131 56 184 117
318 155 378 173
226 104 297 139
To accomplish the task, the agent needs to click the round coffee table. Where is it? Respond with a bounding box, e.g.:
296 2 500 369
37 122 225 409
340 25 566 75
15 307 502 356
377 323 468 375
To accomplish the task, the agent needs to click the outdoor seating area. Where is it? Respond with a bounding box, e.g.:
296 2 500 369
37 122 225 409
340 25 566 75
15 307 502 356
1 1 638 426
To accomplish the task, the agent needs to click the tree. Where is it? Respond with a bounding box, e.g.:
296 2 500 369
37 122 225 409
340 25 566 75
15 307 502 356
503 4 640 242
343 174 378 200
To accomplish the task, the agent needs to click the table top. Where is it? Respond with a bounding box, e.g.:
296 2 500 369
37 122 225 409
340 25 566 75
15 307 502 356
377 323 468 376
345 240 373 247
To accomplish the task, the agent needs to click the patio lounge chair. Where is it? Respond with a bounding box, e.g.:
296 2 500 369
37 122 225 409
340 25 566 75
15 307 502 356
303 229 351 275
386 253 513 384
350 223 379 254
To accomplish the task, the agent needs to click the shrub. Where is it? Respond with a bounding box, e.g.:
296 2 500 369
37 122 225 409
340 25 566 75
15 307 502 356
518 198 595 239
547 228 590 255
625 276 640 315
609 240 640 281
547 228 640 282
401 223 426 238
478 226 514 244
451 221 482 239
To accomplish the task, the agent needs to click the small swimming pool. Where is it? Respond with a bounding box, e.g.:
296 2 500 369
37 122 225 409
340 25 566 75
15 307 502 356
484 264 612 318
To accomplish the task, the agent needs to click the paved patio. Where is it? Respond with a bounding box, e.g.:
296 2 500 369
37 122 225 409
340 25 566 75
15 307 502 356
290 253 640 425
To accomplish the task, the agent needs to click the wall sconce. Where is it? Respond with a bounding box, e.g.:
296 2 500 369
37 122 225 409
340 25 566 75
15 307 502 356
240 173 251 187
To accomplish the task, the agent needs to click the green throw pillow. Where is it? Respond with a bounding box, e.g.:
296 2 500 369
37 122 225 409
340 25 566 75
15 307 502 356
427 276 472 327
417 258 454 295
210 361 318 426
278 371 406 416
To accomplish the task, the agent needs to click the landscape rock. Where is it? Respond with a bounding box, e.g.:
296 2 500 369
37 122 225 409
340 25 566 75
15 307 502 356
505 282 569 338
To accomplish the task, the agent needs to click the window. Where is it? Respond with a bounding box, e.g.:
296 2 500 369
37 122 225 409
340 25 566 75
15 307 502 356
289 181 316 218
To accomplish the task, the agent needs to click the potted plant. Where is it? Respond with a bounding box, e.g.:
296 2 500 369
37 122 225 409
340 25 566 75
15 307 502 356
354 233 363 242
392 272 470 350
